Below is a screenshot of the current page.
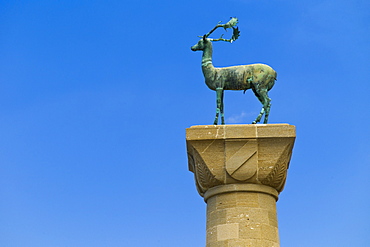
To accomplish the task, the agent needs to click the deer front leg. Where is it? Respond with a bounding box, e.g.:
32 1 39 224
220 90 225 124
214 88 224 125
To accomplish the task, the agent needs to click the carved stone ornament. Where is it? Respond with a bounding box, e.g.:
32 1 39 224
186 124 296 198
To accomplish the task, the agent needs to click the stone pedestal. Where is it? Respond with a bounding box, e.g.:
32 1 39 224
186 124 295 247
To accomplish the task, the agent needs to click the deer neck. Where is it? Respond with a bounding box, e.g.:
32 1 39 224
201 43 213 67
201 43 217 90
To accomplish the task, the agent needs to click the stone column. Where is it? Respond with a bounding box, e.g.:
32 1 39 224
186 124 296 247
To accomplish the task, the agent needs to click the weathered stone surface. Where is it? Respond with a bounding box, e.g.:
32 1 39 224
186 124 296 247
186 124 295 195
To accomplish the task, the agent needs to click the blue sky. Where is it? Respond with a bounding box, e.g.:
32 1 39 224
0 1 369 246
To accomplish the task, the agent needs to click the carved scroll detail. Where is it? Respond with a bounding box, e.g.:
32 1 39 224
261 143 293 192
187 146 222 196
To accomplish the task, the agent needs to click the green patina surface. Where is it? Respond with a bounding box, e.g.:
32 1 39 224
191 18 277 125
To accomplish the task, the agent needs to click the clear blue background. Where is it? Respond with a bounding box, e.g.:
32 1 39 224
1 1 369 246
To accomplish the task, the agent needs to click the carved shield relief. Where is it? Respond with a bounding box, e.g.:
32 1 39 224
225 139 258 181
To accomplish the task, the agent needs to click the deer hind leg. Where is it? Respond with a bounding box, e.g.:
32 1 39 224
252 88 271 124
214 88 224 125
263 92 272 124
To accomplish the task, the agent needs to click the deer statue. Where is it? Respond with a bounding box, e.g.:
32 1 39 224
191 17 277 125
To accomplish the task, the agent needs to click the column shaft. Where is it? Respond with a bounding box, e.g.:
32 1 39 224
205 186 279 246
186 124 295 247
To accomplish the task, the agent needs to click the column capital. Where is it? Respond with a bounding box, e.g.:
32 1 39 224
186 124 296 198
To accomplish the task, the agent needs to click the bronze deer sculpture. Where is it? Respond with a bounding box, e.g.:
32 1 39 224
191 18 277 125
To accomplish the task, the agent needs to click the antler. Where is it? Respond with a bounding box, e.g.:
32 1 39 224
210 26 240 43
203 17 240 43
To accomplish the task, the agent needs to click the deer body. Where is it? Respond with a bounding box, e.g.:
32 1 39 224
191 20 277 124
202 63 276 92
